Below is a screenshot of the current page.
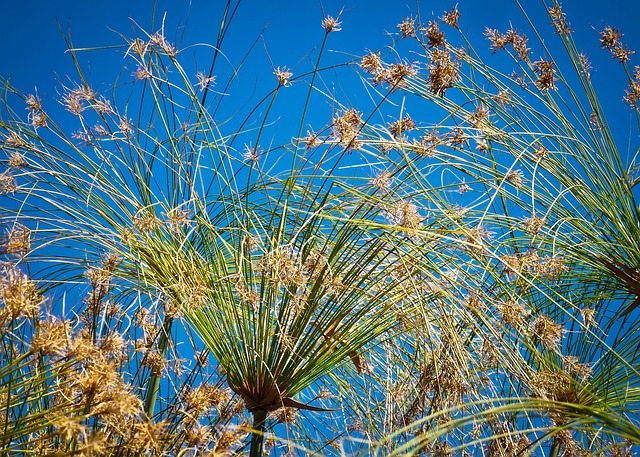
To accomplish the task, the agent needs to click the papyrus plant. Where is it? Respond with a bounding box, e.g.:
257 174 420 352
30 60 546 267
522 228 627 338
1 0 639 455
316 0 640 454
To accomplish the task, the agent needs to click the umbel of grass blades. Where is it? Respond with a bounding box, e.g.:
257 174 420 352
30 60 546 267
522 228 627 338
448 0 640 403
0 6 376 454
333 0 640 453
129 186 411 455
0 0 249 422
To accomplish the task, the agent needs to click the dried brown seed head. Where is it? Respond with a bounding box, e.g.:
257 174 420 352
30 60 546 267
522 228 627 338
25 93 42 111
274 66 293 87
195 71 216 91
612 43 635 63
2 224 30 255
600 25 623 50
360 51 383 74
388 114 416 138
428 48 460 96
371 170 394 193
522 214 545 235
387 200 423 230
321 15 342 33
505 169 524 189
441 7 461 29
398 17 416 39
150 31 176 57
133 66 152 80
386 61 418 89
424 20 445 48
531 314 564 350
549 4 571 34
533 59 557 91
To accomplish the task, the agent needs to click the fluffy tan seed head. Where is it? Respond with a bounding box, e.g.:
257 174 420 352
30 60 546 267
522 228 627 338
195 71 216 92
0 267 43 322
398 17 416 39
424 20 445 48
533 59 556 91
274 67 293 87
548 4 571 34
441 7 461 29
531 314 563 350
388 114 416 138
2 224 30 255
321 15 342 33
360 52 383 74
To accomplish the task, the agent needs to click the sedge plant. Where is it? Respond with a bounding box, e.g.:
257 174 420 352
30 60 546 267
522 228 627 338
1 0 640 455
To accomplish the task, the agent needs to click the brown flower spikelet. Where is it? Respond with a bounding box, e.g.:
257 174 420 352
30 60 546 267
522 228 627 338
424 20 445 48
428 48 460 96
389 114 416 138
533 59 556 91
441 7 461 29
548 4 571 34
321 15 342 33
398 17 416 39
0 267 43 322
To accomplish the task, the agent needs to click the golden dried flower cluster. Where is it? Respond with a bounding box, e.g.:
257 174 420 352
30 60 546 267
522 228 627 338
485 27 531 61
427 48 461 96
256 245 306 288
624 66 640 107
548 4 570 35
321 15 342 33
25 93 47 128
497 300 529 327
274 67 293 87
531 314 564 350
1 224 31 256
412 130 441 157
332 108 363 150
441 7 461 29
522 214 546 236
599 25 634 63
0 266 43 323
0 171 17 195
388 114 416 138
195 71 216 91
62 85 98 116
359 52 417 90
500 249 569 283
371 170 394 193
386 200 424 230
424 20 445 48
505 169 525 189
150 31 177 57
533 59 557 91
398 17 416 39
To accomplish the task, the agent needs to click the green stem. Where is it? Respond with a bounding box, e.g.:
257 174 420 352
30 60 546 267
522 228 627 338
144 316 174 418
249 410 267 457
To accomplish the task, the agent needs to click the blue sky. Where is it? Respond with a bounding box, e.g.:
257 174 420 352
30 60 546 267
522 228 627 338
3 0 639 98
2 0 639 239
1 0 638 169
3 1 640 271
3 0 638 167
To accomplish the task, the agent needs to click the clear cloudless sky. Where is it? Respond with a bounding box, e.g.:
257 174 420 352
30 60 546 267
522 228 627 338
1 0 639 166
2 0 639 93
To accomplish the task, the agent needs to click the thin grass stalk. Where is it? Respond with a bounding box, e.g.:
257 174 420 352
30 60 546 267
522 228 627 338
143 316 174 418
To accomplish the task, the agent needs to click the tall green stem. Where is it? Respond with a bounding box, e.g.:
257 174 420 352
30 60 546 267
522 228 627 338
249 410 267 457
144 316 174 418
